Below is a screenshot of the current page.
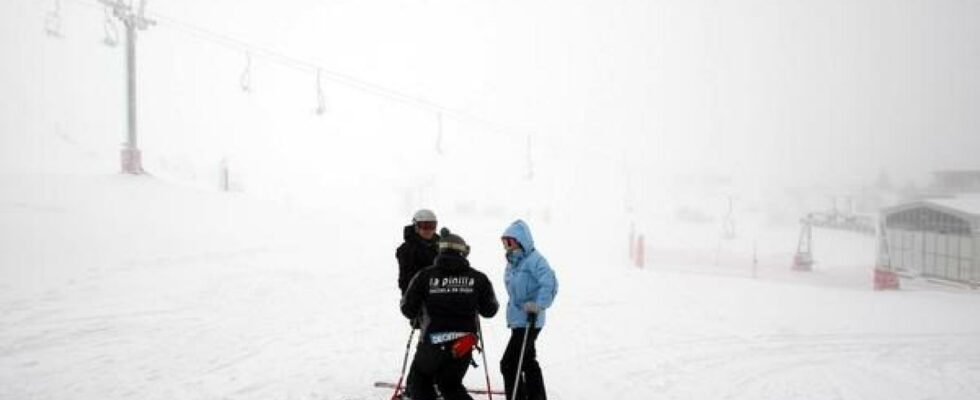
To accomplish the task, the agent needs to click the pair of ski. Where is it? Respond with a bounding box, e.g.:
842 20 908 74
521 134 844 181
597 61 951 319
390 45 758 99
380 314 539 399
380 320 504 399
374 333 505 398
373 381 505 396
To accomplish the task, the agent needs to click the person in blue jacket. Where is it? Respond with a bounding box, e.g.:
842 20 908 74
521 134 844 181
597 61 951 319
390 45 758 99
499 219 557 400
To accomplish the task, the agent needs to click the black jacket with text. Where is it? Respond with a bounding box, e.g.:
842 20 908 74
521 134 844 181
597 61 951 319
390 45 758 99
400 251 499 340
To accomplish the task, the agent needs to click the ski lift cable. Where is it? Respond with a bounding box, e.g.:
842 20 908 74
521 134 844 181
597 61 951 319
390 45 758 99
45 0 633 172
140 10 529 139
56 0 539 142
57 0 417 100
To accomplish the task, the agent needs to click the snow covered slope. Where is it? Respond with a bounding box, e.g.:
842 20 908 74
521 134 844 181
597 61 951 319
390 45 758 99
3 172 980 400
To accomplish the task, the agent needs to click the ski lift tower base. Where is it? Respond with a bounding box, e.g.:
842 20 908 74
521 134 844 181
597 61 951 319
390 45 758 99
121 147 143 174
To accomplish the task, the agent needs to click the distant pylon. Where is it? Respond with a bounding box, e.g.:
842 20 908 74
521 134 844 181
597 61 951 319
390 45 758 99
792 219 813 271
873 220 900 290
101 0 155 174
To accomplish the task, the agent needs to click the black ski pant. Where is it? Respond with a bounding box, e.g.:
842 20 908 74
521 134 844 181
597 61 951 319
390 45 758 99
406 341 474 400
500 328 546 400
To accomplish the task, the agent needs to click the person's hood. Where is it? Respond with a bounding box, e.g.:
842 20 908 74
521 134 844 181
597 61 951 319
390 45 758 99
502 219 535 252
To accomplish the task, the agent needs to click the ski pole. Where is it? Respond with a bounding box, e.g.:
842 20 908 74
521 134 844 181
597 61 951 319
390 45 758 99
476 317 493 400
510 313 536 400
391 327 417 400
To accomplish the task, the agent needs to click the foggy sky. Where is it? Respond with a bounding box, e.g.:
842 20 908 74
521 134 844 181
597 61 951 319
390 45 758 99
3 0 979 194
157 0 980 185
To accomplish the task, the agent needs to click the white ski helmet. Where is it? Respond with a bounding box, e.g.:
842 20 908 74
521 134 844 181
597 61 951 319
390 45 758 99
412 209 437 223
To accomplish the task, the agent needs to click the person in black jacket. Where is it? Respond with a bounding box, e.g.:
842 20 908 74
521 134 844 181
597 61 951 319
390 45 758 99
396 209 441 399
401 229 499 400
397 209 441 294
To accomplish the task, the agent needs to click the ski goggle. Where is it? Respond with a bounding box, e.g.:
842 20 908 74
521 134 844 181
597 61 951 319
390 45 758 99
415 221 437 230
501 237 520 251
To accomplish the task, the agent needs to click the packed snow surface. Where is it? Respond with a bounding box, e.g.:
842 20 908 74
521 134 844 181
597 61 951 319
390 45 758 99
3 173 980 400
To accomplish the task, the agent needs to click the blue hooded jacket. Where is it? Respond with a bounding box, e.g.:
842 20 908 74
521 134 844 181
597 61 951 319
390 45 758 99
502 220 558 328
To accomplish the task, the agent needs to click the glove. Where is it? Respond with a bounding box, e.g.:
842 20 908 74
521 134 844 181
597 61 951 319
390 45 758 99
522 302 540 314
410 317 421 329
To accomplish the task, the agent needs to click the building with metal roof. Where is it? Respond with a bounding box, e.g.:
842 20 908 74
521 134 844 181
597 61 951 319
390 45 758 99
879 196 980 285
